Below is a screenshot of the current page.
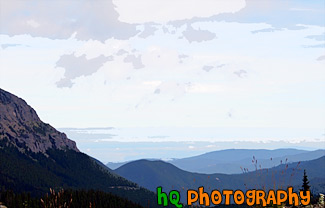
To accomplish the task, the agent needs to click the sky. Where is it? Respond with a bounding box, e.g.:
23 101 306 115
1 0 325 162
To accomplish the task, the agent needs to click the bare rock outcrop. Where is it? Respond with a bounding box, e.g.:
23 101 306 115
0 88 79 153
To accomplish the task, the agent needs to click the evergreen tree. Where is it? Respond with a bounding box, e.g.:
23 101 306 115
301 169 310 194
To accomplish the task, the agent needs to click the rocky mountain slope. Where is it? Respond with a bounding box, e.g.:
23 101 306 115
0 88 163 207
0 88 78 153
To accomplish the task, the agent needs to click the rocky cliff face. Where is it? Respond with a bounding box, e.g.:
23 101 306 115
0 88 79 153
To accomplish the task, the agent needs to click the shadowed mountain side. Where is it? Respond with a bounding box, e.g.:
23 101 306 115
236 156 325 192
116 160 244 191
115 159 244 202
115 157 325 202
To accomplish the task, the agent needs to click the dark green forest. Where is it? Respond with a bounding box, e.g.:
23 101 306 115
0 138 162 207
0 189 144 208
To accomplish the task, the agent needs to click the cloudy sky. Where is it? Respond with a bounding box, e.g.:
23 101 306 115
1 0 325 161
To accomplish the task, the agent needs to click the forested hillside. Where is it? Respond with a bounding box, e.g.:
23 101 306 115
0 88 164 207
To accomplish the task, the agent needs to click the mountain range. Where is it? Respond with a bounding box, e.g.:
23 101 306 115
107 148 325 174
1 88 324 207
169 148 325 174
115 156 325 202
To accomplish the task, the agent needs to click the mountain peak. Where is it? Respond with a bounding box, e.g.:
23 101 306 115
0 88 79 153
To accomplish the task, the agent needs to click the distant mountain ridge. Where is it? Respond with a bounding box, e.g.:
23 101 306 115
169 148 325 174
115 156 325 202
0 88 78 153
107 148 325 175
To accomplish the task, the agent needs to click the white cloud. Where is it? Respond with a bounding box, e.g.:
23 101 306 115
123 54 145 69
55 53 113 88
0 0 138 41
113 0 245 23
142 81 162 87
182 24 216 43
26 19 40 28
1 0 325 163
186 83 225 94
1 1 324 130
